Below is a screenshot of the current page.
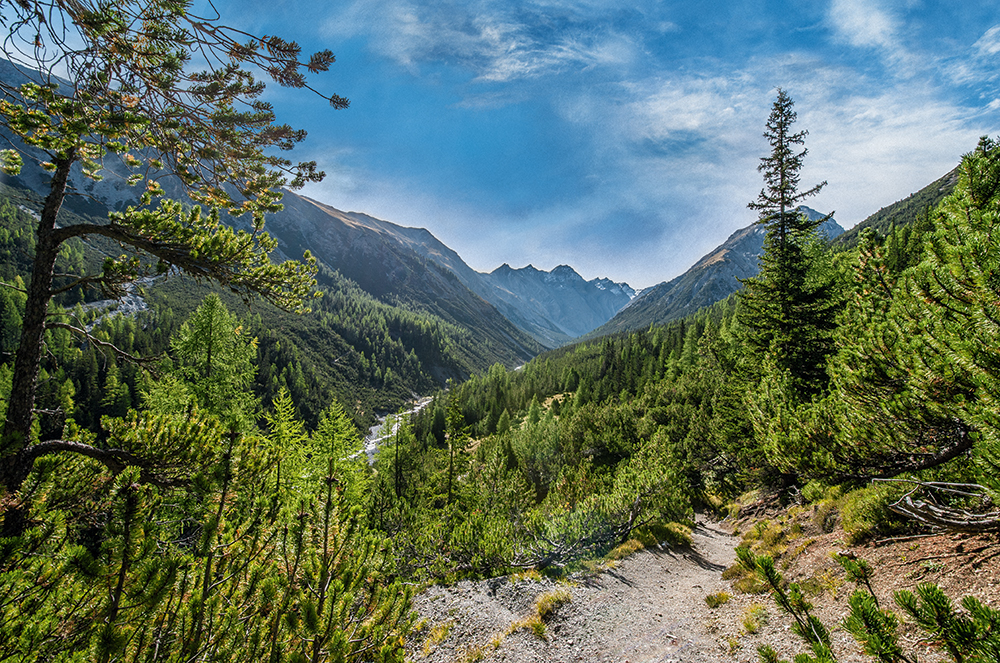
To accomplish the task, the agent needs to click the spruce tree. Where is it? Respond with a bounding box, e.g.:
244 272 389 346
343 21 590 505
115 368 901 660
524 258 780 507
737 88 838 400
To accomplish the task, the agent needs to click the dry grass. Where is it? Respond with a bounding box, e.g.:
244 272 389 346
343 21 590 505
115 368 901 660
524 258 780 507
507 587 573 641
422 619 454 657
605 538 644 561
704 591 732 608
740 603 768 634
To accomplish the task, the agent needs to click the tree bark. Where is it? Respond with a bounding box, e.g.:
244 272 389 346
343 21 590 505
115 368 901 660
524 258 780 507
2 152 74 467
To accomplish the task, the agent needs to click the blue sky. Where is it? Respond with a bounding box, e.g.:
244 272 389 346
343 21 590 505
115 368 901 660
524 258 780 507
203 0 1000 289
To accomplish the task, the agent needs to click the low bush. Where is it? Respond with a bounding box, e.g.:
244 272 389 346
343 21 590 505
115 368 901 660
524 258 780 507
801 480 827 503
841 483 903 543
632 520 694 547
741 603 769 634
812 498 840 533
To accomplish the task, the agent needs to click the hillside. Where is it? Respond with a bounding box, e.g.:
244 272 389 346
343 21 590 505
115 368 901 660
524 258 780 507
584 208 842 339
833 167 959 248
261 194 542 367
290 201 636 348
269 196 633 350
0 178 538 430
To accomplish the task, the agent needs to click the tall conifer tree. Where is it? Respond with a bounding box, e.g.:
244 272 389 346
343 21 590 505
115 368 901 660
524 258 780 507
738 89 838 399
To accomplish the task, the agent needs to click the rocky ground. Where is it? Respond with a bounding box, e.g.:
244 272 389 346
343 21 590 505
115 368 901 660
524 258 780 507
409 514 740 663
407 507 1000 663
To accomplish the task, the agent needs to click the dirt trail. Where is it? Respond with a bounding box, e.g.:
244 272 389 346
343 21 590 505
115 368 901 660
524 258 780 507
410 514 740 663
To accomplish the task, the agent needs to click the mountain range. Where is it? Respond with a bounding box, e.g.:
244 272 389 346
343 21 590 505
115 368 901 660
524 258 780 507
0 59 962 369
269 196 635 349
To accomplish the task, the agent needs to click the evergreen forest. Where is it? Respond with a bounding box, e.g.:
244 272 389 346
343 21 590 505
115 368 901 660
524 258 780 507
2 2 1000 662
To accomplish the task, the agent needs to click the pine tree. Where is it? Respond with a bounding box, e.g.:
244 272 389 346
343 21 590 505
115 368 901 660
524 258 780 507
906 137 1000 480
737 89 839 400
0 0 343 528
824 228 975 478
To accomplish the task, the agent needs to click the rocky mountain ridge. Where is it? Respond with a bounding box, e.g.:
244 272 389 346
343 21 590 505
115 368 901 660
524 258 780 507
586 207 844 338
477 263 634 347
269 195 635 349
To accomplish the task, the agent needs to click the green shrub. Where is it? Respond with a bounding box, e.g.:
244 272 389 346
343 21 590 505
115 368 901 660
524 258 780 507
721 563 745 580
704 493 727 515
663 522 693 546
801 480 827 503
724 557 773 594
812 498 839 533
742 519 788 556
741 603 769 633
633 521 693 547
841 484 902 543
759 522 786 550
744 546 1000 663
733 575 771 594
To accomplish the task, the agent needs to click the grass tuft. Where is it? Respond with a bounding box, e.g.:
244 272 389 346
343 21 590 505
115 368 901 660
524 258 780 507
741 602 769 634
704 592 731 608
605 538 644 561
421 620 452 657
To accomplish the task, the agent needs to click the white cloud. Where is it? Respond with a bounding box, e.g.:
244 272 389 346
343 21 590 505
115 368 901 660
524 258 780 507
825 0 921 74
323 0 645 83
305 0 1000 286
793 85 984 227
827 0 899 51
975 25 1000 57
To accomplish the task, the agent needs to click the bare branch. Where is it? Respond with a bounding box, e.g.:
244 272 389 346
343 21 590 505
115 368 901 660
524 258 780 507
875 479 1000 534
0 279 27 293
45 320 161 371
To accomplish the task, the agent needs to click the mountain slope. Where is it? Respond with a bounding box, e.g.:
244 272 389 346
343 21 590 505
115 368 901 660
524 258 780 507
262 194 542 366
339 214 636 348
586 207 843 338
833 168 958 248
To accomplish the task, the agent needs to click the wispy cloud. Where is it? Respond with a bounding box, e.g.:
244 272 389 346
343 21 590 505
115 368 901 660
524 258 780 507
296 0 1000 287
975 25 1000 57
323 0 648 82
824 0 922 75
827 0 899 51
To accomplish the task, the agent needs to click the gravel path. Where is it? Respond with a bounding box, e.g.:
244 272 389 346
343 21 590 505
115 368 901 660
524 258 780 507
409 514 740 663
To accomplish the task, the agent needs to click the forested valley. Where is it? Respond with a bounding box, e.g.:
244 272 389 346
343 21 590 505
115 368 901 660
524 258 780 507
3 1 1000 661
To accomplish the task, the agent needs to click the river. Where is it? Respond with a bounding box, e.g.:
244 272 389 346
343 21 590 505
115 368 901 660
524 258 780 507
362 395 435 464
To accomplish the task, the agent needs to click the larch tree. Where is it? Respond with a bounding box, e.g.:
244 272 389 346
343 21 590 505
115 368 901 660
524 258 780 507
0 0 346 529
170 293 259 422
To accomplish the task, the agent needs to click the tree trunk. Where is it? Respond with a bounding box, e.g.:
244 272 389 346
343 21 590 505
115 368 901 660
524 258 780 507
1 152 73 523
